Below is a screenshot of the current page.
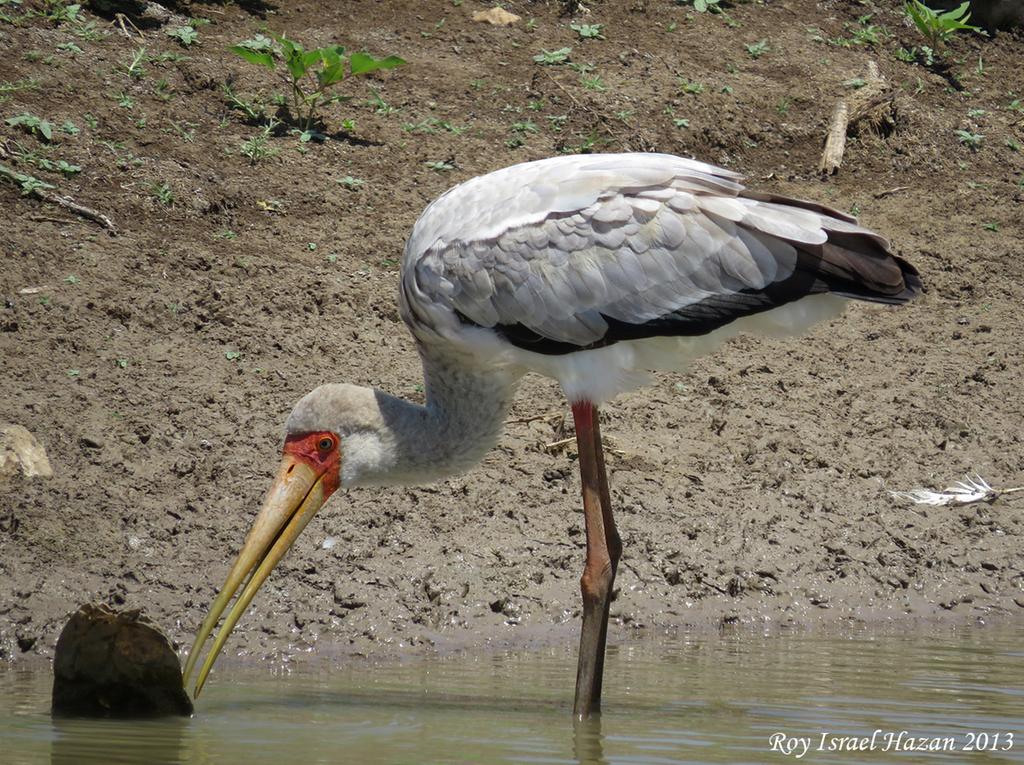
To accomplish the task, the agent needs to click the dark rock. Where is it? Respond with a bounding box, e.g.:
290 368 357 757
51 604 193 718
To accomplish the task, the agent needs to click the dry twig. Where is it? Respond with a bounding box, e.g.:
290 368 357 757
1 162 118 234
819 61 894 174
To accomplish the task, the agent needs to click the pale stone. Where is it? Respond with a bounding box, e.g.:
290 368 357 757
0 424 54 482
472 7 520 26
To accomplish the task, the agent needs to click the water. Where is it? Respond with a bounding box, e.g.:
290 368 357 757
2 627 1022 764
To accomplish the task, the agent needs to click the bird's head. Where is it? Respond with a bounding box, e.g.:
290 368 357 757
182 383 387 696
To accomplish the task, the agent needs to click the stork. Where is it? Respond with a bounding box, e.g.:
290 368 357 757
182 153 920 719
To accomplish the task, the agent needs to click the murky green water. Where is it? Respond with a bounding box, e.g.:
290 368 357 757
2 627 1022 764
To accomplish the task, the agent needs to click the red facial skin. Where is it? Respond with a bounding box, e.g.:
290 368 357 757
283 431 342 497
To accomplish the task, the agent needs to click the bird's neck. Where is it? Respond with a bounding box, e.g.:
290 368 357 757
363 348 520 485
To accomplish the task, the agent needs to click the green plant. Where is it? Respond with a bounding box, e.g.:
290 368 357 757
72 19 105 41
230 33 405 133
5 112 53 140
746 39 769 58
50 159 79 176
240 120 280 164
532 47 572 65
150 182 174 206
401 117 465 134
580 74 606 91
570 23 604 40
678 78 704 95
39 0 80 24
904 1 982 52
123 46 146 79
420 17 445 38
425 159 454 171
221 82 266 122
366 87 397 115
679 0 722 12
895 47 917 62
0 161 54 195
955 129 983 150
336 175 364 189
0 78 39 103
510 120 539 134
547 114 568 131
167 25 198 47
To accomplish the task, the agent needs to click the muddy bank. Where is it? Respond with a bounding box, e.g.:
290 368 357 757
1 0 1022 666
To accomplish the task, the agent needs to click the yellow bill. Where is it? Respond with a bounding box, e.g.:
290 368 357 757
182 431 341 698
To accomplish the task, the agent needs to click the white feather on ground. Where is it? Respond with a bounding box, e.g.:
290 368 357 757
890 475 1024 507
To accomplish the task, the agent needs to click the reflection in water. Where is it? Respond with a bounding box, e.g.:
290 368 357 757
0 627 1020 765
50 716 188 765
573 717 607 765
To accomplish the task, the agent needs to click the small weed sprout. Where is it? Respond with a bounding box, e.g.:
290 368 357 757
221 82 266 122
150 182 174 206
124 47 147 80
40 0 81 25
230 33 405 135
0 79 40 104
745 39 769 59
54 159 80 176
167 25 199 47
679 0 723 12
336 175 364 190
678 78 704 95
955 129 983 150
366 88 398 115
510 120 539 134
904 1 983 53
532 47 572 65
241 120 281 165
570 23 605 40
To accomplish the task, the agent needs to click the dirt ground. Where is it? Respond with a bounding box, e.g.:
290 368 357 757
1 0 1022 668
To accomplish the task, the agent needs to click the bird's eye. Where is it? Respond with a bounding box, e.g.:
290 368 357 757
317 436 334 451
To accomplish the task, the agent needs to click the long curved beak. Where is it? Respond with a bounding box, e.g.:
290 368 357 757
182 454 331 697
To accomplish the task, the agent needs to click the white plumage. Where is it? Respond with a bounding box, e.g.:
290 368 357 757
400 152 915 404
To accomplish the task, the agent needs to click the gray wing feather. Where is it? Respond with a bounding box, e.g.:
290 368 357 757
402 153 900 348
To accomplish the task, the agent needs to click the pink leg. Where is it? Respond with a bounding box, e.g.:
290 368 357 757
571 401 621 719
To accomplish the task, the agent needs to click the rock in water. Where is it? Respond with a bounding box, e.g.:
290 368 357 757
52 604 193 717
